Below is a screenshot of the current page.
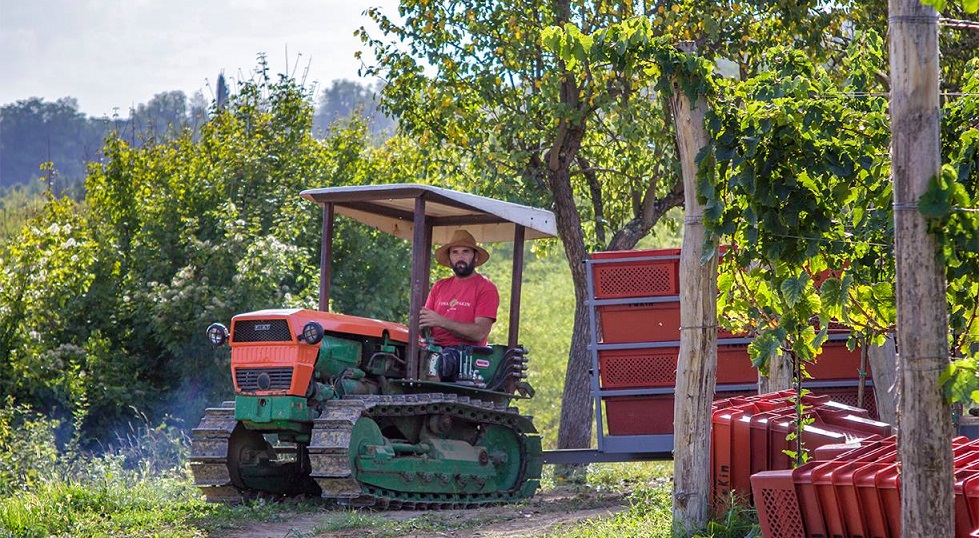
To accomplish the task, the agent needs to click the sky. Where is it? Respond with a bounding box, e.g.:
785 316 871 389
0 0 400 118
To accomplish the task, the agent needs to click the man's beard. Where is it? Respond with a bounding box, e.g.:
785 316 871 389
452 260 475 277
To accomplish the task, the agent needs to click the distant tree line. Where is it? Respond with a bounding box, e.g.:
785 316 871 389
0 77 393 193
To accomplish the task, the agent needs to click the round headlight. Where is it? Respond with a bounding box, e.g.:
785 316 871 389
301 321 324 345
206 323 229 346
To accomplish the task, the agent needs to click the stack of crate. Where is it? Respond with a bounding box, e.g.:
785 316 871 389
750 430 979 538
587 248 878 445
711 391 892 512
589 248 686 438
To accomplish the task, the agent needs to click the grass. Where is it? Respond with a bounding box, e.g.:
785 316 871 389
0 444 758 538
0 472 326 538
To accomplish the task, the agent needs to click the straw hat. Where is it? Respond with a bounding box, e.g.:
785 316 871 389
434 229 490 268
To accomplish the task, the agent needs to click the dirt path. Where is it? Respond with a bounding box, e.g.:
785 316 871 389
211 491 627 538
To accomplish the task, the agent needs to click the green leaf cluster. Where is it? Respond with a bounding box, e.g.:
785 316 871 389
921 60 979 401
704 33 896 371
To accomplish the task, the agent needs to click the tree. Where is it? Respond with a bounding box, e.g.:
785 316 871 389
0 60 406 446
705 37 896 386
130 91 190 143
670 41 718 532
0 98 103 191
891 0 953 534
361 0 863 452
702 8 979 531
313 79 395 139
216 73 229 109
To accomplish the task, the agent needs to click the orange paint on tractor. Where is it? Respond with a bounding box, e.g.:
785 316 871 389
228 309 410 396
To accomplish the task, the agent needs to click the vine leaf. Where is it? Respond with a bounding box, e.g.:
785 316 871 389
780 273 809 308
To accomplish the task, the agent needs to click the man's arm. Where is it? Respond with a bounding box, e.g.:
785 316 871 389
419 308 494 343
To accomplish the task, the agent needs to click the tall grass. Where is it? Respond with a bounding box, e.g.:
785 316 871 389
0 405 217 538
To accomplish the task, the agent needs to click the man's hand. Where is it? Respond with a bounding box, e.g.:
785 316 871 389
419 308 493 344
418 308 443 330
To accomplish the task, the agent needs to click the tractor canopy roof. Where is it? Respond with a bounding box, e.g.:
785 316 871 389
300 183 557 244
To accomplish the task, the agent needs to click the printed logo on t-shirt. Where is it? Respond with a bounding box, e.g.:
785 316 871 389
442 298 472 309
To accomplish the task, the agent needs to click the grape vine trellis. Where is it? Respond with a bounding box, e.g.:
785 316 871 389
569 18 979 406
701 40 979 405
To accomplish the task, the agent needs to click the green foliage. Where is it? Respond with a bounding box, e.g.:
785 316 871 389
0 182 47 240
0 462 206 538
0 398 60 495
359 1 697 250
924 59 979 401
704 35 896 372
0 59 415 450
922 0 979 14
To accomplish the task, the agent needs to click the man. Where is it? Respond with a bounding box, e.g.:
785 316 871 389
419 229 500 347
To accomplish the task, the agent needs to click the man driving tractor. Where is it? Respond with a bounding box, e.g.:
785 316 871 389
419 229 500 347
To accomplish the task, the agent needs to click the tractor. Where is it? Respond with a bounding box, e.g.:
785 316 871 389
190 184 557 507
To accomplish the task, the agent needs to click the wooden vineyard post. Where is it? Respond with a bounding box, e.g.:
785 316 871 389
671 42 718 534
889 0 954 535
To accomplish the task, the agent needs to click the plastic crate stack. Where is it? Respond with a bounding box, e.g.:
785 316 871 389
711 391 892 513
750 428 979 538
586 249 688 454
585 249 881 455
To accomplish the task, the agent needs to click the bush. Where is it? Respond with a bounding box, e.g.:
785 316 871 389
0 397 60 495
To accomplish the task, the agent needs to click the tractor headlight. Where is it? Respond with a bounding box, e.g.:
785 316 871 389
206 323 229 346
301 321 324 345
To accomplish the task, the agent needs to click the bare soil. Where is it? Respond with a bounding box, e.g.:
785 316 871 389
211 490 628 538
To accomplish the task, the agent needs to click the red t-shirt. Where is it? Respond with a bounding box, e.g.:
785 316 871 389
424 273 500 347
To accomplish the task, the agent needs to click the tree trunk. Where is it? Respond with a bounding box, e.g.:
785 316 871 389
868 335 899 427
889 1 954 536
550 126 594 452
671 42 717 534
758 351 793 394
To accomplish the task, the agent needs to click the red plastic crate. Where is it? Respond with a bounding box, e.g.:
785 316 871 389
750 408 798 475
814 410 893 440
769 421 848 471
716 344 758 385
807 385 879 421
591 249 680 299
853 462 894 538
603 395 673 435
832 460 875 538
597 301 680 343
813 441 866 462
876 463 901 538
962 476 979 530
598 347 677 388
817 397 872 419
751 470 807 538
793 461 829 538
808 341 871 380
812 461 848 538
711 405 746 507
954 468 979 538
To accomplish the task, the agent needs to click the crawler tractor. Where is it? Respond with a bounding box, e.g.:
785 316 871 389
190 184 557 507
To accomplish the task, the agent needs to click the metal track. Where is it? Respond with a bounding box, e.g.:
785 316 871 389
189 401 247 503
190 394 542 507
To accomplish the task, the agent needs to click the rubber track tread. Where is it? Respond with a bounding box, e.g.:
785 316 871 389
189 395 542 508
189 404 244 503
309 393 542 509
